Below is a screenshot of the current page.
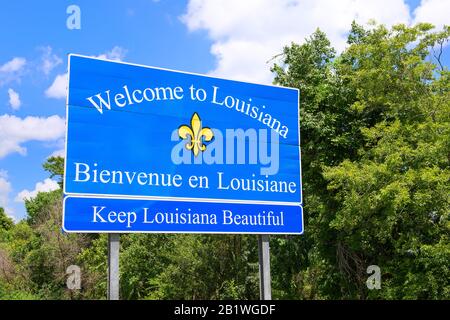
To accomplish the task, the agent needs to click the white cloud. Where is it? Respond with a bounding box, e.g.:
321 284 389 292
39 46 63 75
7 88 21 110
413 0 450 29
0 170 11 209
0 57 26 73
15 178 60 203
45 73 67 99
95 46 128 61
0 114 65 158
45 47 127 100
182 0 414 84
0 57 27 86
48 148 65 158
0 170 15 219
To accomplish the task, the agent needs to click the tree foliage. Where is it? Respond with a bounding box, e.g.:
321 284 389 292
271 22 449 299
0 208 13 231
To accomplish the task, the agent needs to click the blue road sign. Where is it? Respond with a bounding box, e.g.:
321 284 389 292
63 54 303 234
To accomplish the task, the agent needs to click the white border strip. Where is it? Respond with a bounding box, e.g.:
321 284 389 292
62 192 301 206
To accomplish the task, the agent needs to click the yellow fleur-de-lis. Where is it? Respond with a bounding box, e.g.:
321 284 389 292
178 113 214 157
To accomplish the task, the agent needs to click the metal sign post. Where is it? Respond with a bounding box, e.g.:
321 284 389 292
258 234 272 300
107 233 120 300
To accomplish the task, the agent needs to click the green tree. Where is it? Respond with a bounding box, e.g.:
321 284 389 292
271 27 363 299
0 208 14 230
0 156 94 300
272 22 450 299
323 24 450 299
26 156 64 225
43 156 65 188
148 234 259 299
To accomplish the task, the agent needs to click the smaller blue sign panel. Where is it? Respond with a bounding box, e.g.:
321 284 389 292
63 196 303 234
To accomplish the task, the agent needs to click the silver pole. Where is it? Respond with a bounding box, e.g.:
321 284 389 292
258 234 272 300
107 233 120 300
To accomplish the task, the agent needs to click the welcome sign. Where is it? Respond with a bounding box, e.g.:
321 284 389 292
63 54 303 234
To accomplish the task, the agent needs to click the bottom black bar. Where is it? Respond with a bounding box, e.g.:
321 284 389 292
0 300 442 319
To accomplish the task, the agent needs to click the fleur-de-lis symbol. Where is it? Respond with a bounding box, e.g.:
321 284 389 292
178 113 214 157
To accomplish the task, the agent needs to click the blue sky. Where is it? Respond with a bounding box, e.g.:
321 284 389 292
0 0 448 220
